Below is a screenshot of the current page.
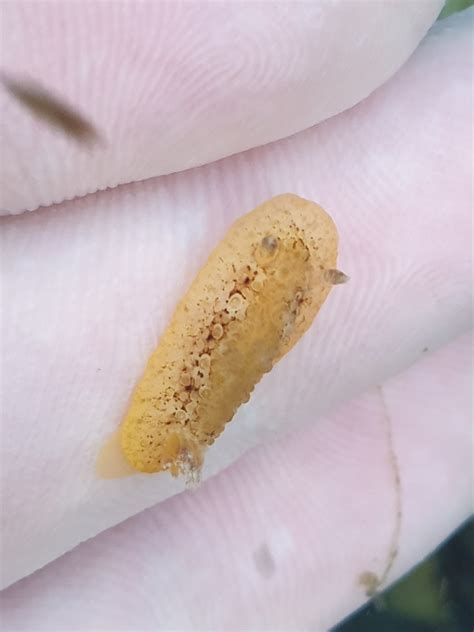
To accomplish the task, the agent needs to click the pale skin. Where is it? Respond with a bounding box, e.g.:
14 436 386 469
0 3 472 630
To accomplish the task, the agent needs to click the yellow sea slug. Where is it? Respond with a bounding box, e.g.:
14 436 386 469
120 194 346 482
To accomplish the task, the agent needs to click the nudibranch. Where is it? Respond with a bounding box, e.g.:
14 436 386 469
119 194 346 483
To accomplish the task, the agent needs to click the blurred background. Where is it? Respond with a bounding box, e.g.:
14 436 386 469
334 520 473 632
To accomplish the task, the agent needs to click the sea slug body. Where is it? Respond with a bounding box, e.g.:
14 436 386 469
120 193 344 482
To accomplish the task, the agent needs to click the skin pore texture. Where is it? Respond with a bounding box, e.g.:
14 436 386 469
118 194 344 482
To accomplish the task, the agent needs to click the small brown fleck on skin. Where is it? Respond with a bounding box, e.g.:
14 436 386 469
253 543 276 579
118 194 344 481
358 570 380 597
1 73 101 145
